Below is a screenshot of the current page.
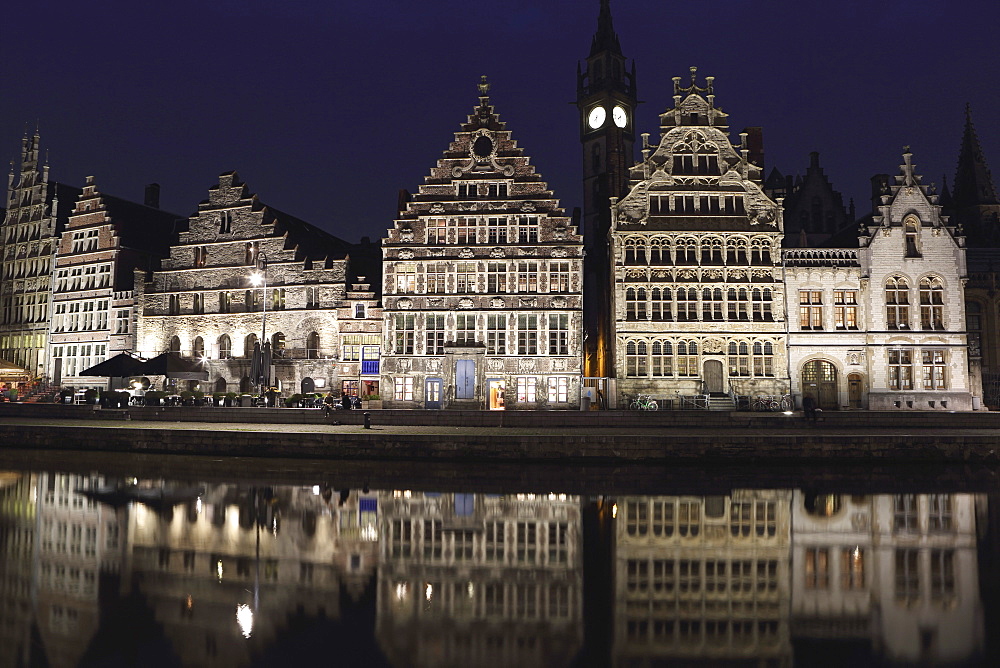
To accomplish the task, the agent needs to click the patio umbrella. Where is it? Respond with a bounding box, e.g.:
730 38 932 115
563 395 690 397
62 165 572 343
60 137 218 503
79 353 147 378
138 352 209 380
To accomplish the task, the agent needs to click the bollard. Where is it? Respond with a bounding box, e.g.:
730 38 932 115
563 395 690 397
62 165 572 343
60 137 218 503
364 411 371 429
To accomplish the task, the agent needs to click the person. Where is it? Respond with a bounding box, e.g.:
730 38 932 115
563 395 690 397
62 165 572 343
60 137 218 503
322 392 336 414
802 395 817 422
351 395 361 410
341 393 352 410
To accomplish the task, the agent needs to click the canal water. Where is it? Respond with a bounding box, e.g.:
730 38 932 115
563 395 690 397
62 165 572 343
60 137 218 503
0 451 996 667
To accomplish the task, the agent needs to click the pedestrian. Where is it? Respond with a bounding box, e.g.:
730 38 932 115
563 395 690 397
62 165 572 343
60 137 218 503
341 393 351 410
322 392 336 417
802 395 817 422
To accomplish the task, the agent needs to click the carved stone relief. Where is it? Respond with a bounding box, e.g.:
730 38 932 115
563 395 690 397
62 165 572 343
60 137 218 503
490 298 505 308
517 358 536 373
489 247 505 258
488 358 505 372
458 298 474 309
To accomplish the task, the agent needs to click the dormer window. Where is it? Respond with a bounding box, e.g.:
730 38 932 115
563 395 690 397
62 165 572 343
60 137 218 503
354 303 366 319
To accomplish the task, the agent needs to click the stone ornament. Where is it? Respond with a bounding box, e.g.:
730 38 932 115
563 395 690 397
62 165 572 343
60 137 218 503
458 298 474 309
397 298 413 310
551 247 568 258
488 358 505 372
518 297 538 308
397 249 414 260
397 358 411 372
703 338 724 354
489 247 505 258
551 297 567 308
520 201 536 212
458 248 475 259
429 203 445 214
517 358 535 373
490 298 505 308
426 358 441 372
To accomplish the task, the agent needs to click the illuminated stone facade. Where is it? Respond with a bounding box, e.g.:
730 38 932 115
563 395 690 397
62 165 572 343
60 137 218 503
610 71 789 404
0 132 78 379
382 79 584 410
135 172 378 395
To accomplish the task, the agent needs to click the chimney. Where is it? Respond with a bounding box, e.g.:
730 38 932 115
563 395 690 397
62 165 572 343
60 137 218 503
144 183 160 208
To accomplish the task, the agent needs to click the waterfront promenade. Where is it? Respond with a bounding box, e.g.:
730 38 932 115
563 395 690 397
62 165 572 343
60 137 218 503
2 403 1000 465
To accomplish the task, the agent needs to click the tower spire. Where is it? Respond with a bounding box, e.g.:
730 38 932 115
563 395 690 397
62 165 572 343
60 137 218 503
953 103 999 207
590 0 622 57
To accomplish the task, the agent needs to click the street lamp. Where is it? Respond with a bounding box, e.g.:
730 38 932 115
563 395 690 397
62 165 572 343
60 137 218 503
249 253 268 400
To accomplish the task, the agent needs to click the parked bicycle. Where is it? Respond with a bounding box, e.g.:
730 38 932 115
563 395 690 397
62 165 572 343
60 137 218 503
629 394 659 411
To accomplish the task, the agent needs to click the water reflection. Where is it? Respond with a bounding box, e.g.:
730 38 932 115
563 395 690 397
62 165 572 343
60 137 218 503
0 467 991 667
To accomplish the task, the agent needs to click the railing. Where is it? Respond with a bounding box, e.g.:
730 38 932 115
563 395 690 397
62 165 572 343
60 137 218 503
677 394 709 410
736 394 794 412
783 248 860 267
361 360 380 375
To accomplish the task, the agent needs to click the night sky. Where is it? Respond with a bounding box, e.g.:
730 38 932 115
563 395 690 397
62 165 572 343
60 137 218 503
3 0 998 242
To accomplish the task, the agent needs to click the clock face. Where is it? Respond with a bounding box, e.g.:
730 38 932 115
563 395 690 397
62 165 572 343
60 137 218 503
613 105 628 128
588 106 606 130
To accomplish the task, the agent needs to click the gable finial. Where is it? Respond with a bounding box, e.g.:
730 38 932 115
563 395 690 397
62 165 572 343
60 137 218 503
478 75 490 98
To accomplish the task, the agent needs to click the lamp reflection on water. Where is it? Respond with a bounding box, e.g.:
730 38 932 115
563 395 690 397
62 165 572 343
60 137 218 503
236 603 253 638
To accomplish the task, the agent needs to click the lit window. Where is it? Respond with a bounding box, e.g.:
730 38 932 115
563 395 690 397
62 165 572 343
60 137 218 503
394 377 413 401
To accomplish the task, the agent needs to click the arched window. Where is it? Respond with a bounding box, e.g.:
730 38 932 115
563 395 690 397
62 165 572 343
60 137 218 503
306 332 320 359
886 277 910 329
625 340 647 377
904 218 921 257
919 277 944 330
676 340 699 377
240 376 253 393
193 336 205 358
244 333 258 358
728 341 749 377
271 332 286 357
218 334 232 359
753 341 775 377
168 336 181 353
215 377 227 393
651 340 673 377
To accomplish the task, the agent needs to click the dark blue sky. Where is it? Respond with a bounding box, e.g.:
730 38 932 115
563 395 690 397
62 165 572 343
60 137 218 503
3 0 998 241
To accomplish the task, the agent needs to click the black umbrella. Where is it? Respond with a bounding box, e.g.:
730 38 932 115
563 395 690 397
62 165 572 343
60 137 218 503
79 353 148 378
138 352 209 380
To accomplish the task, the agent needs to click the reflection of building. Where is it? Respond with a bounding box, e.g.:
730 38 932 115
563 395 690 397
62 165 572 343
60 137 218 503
611 72 789 403
33 472 127 668
49 177 181 389
785 150 973 410
382 79 584 410
126 484 379 667
0 132 80 380
614 492 793 666
791 492 983 664
135 172 378 396
377 491 583 666
0 472 38 668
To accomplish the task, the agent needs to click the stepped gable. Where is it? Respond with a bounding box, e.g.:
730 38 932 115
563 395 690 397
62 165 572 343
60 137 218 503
861 147 961 246
953 105 998 208
615 68 777 233
394 76 573 237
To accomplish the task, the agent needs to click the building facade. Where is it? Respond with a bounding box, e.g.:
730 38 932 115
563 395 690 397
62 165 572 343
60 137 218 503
0 132 79 381
382 79 584 410
610 71 789 405
135 172 370 396
49 177 181 389
785 150 973 411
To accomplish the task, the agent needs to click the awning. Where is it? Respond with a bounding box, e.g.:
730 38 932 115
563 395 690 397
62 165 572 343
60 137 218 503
79 353 148 378
0 359 32 381
138 352 209 380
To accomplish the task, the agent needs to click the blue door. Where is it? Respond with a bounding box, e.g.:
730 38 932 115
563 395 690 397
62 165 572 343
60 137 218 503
455 360 475 399
426 379 442 409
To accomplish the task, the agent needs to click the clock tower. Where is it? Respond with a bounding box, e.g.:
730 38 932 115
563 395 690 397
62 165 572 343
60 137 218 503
578 0 637 380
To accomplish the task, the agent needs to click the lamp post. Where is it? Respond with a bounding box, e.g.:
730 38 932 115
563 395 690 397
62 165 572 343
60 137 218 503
249 253 268 400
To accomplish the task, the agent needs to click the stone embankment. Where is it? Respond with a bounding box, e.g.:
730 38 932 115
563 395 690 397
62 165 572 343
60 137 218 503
2 403 999 464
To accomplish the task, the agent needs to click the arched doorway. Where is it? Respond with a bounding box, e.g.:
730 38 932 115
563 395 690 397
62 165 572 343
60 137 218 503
215 377 227 393
703 359 725 394
847 373 865 409
301 377 315 394
802 360 838 410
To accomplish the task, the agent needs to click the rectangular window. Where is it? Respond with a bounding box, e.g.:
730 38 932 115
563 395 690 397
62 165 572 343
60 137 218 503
426 217 447 244
516 216 539 244
799 290 823 329
455 217 477 245
425 314 445 355
805 548 830 589
547 377 569 403
517 262 538 292
834 290 858 329
114 309 130 334
893 494 918 533
929 494 953 532
455 261 477 293
487 314 506 354
426 262 447 294
548 314 569 355
487 217 508 244
548 261 571 293
841 547 865 590
888 349 913 390
516 377 536 403
895 549 920 604
517 315 538 355
394 377 414 401
455 314 476 345
922 349 947 390
394 314 415 354
487 262 507 293
395 263 417 293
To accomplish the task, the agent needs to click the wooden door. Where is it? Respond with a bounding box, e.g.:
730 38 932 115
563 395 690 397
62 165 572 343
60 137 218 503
703 359 724 393
425 379 442 408
847 373 863 408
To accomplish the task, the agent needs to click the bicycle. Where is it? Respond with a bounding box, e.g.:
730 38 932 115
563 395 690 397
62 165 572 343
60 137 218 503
629 394 659 411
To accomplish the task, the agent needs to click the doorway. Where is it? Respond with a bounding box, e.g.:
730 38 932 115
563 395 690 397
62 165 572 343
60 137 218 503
847 373 864 409
703 359 724 394
802 360 838 410
455 360 475 400
487 379 505 410
426 378 442 409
